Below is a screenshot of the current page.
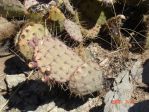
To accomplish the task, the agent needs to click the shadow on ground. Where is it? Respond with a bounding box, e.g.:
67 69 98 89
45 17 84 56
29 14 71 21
2 48 99 111
89 104 104 112
3 80 98 111
142 59 149 86
4 56 29 75
128 100 149 112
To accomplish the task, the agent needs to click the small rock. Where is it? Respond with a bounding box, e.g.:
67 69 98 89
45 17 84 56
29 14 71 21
131 60 143 84
0 74 7 92
0 95 7 111
5 74 26 89
104 71 134 112
52 107 66 112
7 108 21 112
32 102 56 112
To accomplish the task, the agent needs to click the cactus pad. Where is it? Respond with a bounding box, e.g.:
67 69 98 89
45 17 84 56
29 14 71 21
0 17 17 42
33 36 83 83
69 63 103 96
0 0 27 18
15 23 50 60
144 15 149 49
48 6 65 22
64 19 83 42
29 36 103 95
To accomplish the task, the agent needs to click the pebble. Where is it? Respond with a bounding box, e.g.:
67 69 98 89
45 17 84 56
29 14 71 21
5 74 26 89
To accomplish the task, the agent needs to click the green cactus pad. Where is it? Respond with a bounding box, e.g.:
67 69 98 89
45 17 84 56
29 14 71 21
0 0 27 18
15 23 50 60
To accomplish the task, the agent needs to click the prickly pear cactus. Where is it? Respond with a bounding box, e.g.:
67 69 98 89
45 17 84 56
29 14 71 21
62 0 75 15
144 15 149 49
64 19 83 42
72 0 112 38
47 5 66 32
0 17 17 42
47 5 83 42
69 62 103 96
32 36 83 83
15 23 50 60
48 6 65 22
75 0 109 26
27 3 48 23
28 36 103 95
0 0 27 18
24 0 39 9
